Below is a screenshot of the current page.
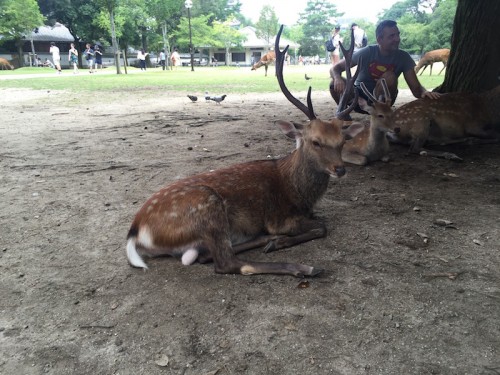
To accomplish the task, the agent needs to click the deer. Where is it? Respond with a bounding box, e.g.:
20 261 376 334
414 49 450 76
387 85 500 161
341 79 395 165
125 24 364 277
0 57 14 70
251 51 276 76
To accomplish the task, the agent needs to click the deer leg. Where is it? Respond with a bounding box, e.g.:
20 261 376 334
262 218 327 253
192 198 321 277
342 152 369 166
438 65 446 75
418 149 463 161
264 64 268 77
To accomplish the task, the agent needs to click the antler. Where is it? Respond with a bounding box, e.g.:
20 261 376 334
335 29 361 120
275 25 316 120
360 78 391 105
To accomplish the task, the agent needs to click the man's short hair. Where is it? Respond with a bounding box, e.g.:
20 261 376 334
50 42 55 46
376 20 398 39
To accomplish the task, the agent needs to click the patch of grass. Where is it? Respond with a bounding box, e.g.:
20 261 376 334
0 65 444 94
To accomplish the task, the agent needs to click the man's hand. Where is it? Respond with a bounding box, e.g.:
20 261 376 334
421 90 441 99
333 77 346 94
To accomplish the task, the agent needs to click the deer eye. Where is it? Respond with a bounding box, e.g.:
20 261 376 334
377 114 384 119
312 140 321 148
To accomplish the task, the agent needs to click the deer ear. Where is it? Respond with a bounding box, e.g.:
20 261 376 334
276 120 302 140
357 97 372 113
342 122 365 140
276 120 303 148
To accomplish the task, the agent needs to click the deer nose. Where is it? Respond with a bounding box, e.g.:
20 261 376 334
394 127 401 133
335 166 346 177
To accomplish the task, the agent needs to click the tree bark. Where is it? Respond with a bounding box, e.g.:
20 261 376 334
438 0 500 93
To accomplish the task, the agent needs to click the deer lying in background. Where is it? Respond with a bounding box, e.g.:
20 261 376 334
251 51 276 76
126 25 363 277
415 49 450 76
342 79 395 165
387 85 500 161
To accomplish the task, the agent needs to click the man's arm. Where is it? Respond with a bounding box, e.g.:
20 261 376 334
403 68 441 99
331 59 356 95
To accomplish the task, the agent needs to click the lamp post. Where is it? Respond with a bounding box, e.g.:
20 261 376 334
184 0 194 72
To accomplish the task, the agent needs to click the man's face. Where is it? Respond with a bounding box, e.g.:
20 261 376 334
378 26 401 52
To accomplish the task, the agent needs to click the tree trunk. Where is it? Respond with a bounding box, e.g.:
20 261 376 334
109 9 122 74
15 38 24 67
438 0 500 93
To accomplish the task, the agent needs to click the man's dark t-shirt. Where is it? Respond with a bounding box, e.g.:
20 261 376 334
352 45 415 93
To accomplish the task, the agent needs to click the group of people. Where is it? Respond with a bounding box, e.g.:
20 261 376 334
329 19 440 116
139 48 182 71
48 42 103 74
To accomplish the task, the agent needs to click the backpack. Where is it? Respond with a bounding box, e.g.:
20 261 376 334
325 38 336 52
362 34 368 47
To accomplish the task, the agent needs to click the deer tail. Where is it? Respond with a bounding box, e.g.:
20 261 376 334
126 226 148 269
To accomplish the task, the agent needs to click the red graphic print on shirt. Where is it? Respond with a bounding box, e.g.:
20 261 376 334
368 61 396 80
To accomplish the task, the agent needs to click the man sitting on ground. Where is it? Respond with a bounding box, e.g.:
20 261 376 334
330 19 440 114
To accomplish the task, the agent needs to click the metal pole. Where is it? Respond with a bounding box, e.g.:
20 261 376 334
188 8 194 72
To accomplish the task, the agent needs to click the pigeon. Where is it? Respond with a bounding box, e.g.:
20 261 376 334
205 91 211 102
305 73 312 80
187 95 198 102
209 94 227 104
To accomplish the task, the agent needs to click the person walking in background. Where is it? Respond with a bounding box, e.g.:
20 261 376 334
84 43 95 73
137 49 148 71
159 49 166 70
68 42 79 74
94 45 103 71
351 23 367 52
49 42 62 74
330 26 343 65
171 48 180 69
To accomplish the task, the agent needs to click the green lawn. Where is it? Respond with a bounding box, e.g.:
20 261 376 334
0 65 445 94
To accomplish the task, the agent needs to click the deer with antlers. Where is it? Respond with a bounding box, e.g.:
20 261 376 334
341 79 395 165
387 85 500 161
251 51 276 76
330 33 395 166
125 25 363 277
415 49 450 76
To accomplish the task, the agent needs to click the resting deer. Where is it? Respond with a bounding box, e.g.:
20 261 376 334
126 25 363 277
342 79 395 165
415 49 450 76
387 85 500 161
251 51 276 77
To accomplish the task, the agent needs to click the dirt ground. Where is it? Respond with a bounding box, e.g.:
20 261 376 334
1 84 499 375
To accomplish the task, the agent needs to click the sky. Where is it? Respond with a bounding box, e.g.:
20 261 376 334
239 0 400 25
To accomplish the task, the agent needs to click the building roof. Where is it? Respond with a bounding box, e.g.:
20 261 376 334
28 23 74 42
240 26 299 49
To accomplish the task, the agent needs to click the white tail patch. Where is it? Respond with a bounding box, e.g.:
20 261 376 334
181 249 199 265
126 238 148 269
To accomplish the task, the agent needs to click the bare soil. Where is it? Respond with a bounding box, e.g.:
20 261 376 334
1 86 499 375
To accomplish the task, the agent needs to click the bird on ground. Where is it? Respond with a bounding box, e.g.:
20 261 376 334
305 73 312 80
187 95 198 102
205 91 211 102
209 94 227 104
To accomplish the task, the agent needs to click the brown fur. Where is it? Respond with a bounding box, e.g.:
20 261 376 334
389 85 500 154
251 51 276 76
415 49 450 76
0 58 14 70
